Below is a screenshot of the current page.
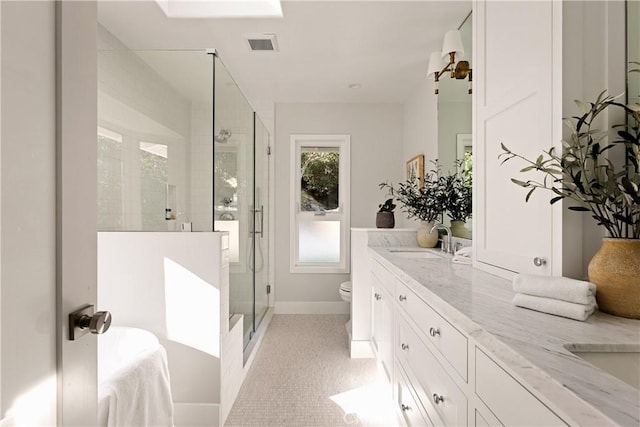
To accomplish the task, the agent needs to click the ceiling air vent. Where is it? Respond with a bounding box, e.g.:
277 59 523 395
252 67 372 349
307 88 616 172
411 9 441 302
246 34 278 52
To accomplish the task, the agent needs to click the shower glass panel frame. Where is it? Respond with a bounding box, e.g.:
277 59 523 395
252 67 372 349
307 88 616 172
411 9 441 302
213 56 270 350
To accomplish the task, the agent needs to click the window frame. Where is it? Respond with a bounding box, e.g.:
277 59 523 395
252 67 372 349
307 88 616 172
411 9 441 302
289 134 350 274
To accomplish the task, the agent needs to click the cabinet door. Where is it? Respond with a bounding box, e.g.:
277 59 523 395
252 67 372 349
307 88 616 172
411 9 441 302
371 282 393 382
474 0 562 275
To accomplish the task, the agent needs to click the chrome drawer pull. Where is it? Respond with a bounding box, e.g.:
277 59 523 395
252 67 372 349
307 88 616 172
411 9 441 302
429 327 441 337
374 293 381 301
401 343 409 351
399 295 407 302
433 393 444 405
401 404 411 412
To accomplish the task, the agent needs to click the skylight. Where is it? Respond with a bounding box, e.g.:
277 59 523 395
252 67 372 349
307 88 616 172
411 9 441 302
154 0 283 18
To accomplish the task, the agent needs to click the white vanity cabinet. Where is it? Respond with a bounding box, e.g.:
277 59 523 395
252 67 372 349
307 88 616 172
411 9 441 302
474 348 566 426
371 260 395 383
396 313 467 426
370 257 569 427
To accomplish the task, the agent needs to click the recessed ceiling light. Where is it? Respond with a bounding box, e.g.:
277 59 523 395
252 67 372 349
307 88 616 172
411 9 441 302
154 0 283 18
348 83 362 89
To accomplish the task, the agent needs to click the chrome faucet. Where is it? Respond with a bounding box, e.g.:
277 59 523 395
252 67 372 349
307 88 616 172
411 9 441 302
430 223 453 254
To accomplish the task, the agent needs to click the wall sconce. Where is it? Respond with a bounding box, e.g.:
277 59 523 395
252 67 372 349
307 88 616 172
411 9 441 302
427 29 472 95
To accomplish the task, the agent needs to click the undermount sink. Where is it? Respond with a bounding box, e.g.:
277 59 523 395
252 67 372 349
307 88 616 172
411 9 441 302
387 249 442 259
566 344 640 390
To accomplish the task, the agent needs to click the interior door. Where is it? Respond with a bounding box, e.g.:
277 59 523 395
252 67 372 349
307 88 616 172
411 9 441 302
57 1 99 425
0 1 59 424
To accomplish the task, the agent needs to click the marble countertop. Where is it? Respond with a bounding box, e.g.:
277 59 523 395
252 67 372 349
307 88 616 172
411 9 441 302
369 246 640 427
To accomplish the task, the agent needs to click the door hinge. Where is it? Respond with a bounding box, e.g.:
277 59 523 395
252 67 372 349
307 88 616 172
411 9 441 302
267 146 272 155
266 284 271 294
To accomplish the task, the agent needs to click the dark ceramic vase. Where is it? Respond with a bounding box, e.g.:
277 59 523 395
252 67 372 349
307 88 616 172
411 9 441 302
376 212 395 228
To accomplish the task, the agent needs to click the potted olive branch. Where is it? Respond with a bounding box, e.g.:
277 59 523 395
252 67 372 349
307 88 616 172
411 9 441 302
499 90 640 318
380 162 447 247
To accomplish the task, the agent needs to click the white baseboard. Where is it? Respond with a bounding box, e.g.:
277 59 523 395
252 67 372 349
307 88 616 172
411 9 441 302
173 403 219 427
274 301 350 314
350 340 375 358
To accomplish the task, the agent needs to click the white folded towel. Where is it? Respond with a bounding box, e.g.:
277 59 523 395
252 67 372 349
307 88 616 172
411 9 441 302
452 246 472 265
98 345 174 427
512 274 596 305
513 293 597 321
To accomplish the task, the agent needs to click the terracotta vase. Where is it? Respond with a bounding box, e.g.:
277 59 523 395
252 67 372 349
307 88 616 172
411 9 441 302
450 220 472 239
588 238 640 319
417 220 439 248
376 212 395 228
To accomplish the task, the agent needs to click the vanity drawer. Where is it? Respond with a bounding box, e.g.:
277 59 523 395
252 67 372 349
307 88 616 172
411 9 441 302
475 347 566 426
397 316 467 427
371 260 395 294
395 362 433 427
396 279 468 381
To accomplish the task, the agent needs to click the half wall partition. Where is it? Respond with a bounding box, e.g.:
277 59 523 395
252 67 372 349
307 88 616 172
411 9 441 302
97 42 270 351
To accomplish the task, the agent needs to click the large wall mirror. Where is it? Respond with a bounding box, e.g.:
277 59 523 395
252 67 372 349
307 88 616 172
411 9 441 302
437 12 472 237
629 1 639 106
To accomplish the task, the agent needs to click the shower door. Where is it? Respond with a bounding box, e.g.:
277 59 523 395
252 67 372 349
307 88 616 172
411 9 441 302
253 115 270 329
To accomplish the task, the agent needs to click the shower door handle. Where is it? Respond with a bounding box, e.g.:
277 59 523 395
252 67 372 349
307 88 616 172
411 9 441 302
251 206 264 238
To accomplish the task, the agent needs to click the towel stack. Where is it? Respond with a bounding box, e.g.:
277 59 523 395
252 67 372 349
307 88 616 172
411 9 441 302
512 274 597 321
452 246 473 265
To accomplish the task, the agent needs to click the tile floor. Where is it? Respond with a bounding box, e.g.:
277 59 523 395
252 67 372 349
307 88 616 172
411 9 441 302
225 315 398 426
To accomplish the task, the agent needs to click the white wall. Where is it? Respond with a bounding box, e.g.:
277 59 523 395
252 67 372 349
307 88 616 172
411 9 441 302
401 79 439 228
274 103 403 310
98 232 228 408
0 1 57 424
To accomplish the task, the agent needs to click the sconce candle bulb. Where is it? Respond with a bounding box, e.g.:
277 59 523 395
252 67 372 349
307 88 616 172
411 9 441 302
427 29 472 95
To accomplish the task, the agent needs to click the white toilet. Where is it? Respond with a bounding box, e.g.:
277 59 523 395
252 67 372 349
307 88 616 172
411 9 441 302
339 281 352 334
339 280 352 302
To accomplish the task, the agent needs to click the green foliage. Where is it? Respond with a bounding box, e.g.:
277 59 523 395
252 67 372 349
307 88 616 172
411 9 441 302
443 159 473 222
378 198 396 213
499 90 640 239
380 160 472 223
380 162 447 223
301 152 339 210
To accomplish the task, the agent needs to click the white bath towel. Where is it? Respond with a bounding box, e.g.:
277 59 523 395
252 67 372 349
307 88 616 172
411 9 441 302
98 345 174 427
452 246 472 265
512 274 596 305
513 293 597 321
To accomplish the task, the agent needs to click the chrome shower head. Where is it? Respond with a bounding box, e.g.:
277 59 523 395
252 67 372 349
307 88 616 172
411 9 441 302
215 129 232 143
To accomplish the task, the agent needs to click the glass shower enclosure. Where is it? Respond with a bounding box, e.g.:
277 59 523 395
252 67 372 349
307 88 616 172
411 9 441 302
213 56 270 349
97 45 269 351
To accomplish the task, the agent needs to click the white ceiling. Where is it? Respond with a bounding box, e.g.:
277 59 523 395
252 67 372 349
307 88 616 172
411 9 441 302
98 0 471 131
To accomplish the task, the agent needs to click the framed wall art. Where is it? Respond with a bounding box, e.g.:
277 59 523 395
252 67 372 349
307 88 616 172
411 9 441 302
406 154 424 188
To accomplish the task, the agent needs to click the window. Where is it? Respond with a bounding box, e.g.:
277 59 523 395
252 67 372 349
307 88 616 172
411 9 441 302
97 127 124 231
290 135 350 273
139 141 169 230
